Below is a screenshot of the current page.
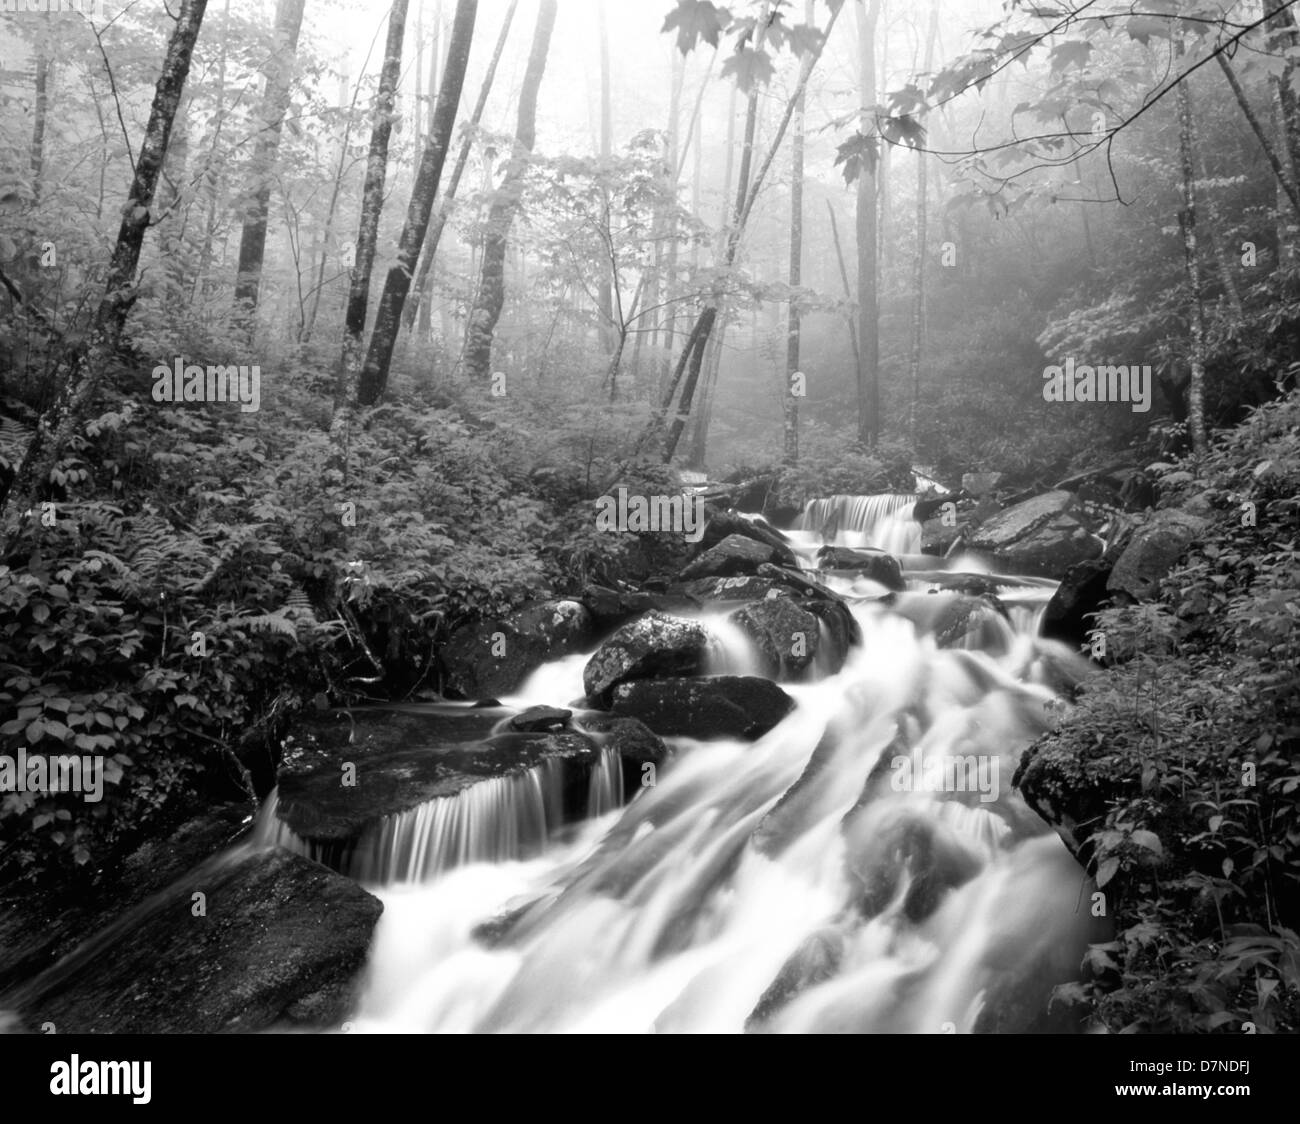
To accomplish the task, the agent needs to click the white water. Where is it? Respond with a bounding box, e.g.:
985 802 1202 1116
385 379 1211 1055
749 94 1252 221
262 494 1095 1032
795 494 922 556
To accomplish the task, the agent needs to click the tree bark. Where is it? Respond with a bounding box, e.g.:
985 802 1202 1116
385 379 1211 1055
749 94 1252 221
1177 78 1209 456
462 0 557 382
5 0 209 517
909 0 938 441
357 0 478 405
332 0 409 438
856 0 882 447
30 47 50 205
1216 52 1300 220
783 0 813 465
232 0 307 328
404 0 518 333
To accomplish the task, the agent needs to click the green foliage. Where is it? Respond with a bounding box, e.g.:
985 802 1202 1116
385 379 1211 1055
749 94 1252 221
1042 390 1300 1032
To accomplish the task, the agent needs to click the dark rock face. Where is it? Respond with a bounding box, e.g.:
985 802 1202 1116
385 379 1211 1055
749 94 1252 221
438 599 594 700
678 533 775 580
1043 558 1113 650
676 574 799 603
803 597 860 672
729 598 822 679
274 731 602 850
508 705 573 733
1107 509 1210 602
699 509 800 568
609 676 795 740
9 848 382 1033
582 611 710 704
966 490 1102 578
0 803 252 997
573 713 671 800
815 546 906 591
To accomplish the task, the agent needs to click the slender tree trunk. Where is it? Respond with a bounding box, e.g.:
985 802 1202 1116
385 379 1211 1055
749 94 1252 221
193 0 231 304
1177 78 1209 456
358 0 478 405
909 0 938 440
5 0 208 516
659 0 843 462
462 0 557 382
330 0 409 472
783 0 813 465
828 200 860 369
30 48 49 204
856 0 882 447
596 0 615 352
1216 52 1300 220
232 0 307 329
404 0 518 334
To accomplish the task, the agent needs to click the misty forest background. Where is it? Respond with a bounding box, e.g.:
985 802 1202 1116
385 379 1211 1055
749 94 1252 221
1 0 1299 1033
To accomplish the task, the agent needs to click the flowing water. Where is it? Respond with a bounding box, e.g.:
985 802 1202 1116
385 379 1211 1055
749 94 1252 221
266 494 1096 1032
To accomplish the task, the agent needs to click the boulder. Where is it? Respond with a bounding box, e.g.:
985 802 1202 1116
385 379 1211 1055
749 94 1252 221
610 676 795 740
9 849 382 1033
582 610 710 704
1106 508 1210 602
508 705 572 733
573 713 671 800
1042 558 1113 650
729 598 822 679
676 574 800 603
815 546 906 591
803 597 861 672
438 599 594 700
678 533 775 580
699 509 800 568
966 490 1102 578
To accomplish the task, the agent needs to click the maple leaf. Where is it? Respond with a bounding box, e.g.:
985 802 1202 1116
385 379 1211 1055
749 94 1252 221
834 131 878 186
786 22 824 58
662 0 732 55
1048 39 1092 75
880 114 926 150
1124 14 1171 46
722 44 775 93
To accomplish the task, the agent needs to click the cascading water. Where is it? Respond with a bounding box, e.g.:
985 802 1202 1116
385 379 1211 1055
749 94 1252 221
325 494 1097 1034
795 494 921 555
253 747 623 884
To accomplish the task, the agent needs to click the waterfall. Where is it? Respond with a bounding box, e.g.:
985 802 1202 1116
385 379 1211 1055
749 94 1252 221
348 598 1095 1033
253 747 624 884
795 494 921 555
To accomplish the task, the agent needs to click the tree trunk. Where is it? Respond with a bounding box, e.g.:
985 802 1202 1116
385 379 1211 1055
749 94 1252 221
909 0 938 440
1177 78 1209 457
462 0 557 382
5 0 208 516
232 0 307 328
357 0 478 405
332 0 410 437
783 0 813 465
1216 52 1300 220
659 0 843 462
596 0 615 352
30 47 50 204
856 0 882 447
405 0 517 334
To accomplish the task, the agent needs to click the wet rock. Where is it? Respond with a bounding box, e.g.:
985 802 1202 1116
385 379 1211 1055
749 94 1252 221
508 705 572 733
438 599 594 700
966 490 1102 578
699 509 800 568
678 533 775 580
9 848 382 1033
610 676 794 740
815 546 906 592
573 713 671 800
580 584 657 630
676 574 799 603
274 729 602 850
729 598 822 679
1106 508 1210 602
803 598 860 672
1042 558 1113 651
747 929 845 1028
889 592 1011 653
582 611 710 705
